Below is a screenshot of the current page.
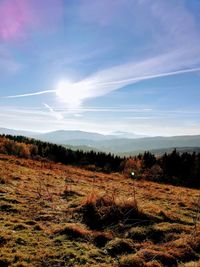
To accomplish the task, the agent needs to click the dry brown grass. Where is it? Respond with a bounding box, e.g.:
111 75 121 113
0 153 200 266
81 192 154 230
119 253 145 267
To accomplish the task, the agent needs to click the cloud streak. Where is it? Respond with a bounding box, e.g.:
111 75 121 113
54 56 200 107
43 103 63 120
2 0 200 111
0 105 200 136
97 67 200 87
2 90 56 98
2 64 200 105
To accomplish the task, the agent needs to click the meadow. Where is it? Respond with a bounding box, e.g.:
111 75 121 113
0 153 200 266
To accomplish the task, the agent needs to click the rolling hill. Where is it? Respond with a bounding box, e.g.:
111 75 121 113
0 128 200 155
92 135 200 153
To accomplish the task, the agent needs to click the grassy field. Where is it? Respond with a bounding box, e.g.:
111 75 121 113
0 154 200 267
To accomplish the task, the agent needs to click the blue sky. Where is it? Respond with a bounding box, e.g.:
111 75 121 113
0 0 200 136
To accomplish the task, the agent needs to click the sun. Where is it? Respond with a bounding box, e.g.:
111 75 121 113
55 79 94 109
55 80 83 109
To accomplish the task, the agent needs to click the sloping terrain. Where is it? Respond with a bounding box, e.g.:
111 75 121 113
0 154 200 267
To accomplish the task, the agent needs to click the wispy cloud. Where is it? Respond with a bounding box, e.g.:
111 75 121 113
64 0 200 107
43 103 63 120
2 90 55 98
2 0 200 111
0 105 200 136
57 107 152 113
54 52 200 107
2 63 200 106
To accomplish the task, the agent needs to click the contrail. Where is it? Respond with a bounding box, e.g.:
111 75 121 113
1 66 200 100
97 67 200 87
43 103 63 120
1 89 56 99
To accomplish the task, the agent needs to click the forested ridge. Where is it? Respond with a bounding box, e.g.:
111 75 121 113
0 134 199 188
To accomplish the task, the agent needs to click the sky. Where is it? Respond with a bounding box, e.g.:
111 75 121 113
0 0 200 136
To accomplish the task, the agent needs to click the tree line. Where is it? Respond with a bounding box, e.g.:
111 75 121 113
0 135 123 173
123 150 200 188
0 135 199 188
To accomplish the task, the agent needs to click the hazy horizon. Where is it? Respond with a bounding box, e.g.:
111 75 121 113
0 0 200 136
1 126 200 138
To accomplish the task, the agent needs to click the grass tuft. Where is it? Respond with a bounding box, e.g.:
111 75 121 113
54 223 91 240
119 253 145 267
81 193 152 230
105 238 136 256
93 232 113 247
138 248 176 266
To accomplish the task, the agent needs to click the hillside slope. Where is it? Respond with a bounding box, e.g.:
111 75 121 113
0 154 200 267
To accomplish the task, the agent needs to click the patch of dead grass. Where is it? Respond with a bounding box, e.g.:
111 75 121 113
0 153 200 266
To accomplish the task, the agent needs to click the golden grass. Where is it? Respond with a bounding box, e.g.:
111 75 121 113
0 153 199 266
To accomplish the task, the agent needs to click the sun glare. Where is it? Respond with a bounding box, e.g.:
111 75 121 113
55 80 94 109
55 80 83 108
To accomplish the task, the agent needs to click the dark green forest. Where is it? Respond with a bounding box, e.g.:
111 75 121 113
0 134 200 188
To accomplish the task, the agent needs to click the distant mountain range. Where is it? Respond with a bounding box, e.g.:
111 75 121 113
0 127 200 155
110 131 148 139
0 128 146 142
0 128 37 137
90 135 200 153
